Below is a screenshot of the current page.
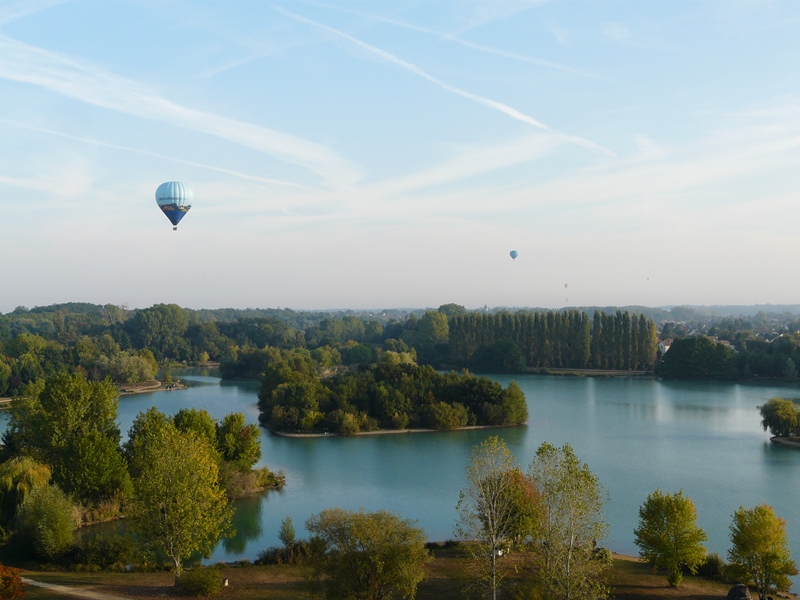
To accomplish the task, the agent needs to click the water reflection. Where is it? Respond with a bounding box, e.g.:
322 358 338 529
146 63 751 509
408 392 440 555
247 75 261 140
223 494 264 554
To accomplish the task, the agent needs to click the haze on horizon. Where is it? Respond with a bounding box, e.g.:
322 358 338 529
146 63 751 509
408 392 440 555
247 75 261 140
2 0 800 314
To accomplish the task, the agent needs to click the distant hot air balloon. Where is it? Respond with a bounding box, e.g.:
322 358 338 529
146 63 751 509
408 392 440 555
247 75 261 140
564 283 568 289
155 181 193 231
509 250 518 260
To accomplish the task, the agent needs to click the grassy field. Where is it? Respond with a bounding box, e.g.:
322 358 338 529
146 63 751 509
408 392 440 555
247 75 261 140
13 550 752 600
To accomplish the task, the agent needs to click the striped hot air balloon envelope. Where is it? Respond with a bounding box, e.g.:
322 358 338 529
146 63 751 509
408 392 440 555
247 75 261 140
155 181 193 231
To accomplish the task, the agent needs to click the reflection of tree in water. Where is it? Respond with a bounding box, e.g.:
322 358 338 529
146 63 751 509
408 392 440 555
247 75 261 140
223 494 264 554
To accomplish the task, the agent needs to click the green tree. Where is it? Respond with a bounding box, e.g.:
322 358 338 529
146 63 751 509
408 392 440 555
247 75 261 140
128 422 233 583
728 504 798 600
14 484 79 560
123 407 172 477
455 436 539 600
306 508 432 600
173 408 218 453
0 456 51 527
126 303 189 360
216 413 262 468
278 515 296 562
528 442 610 600
758 398 799 438
633 489 707 586
5 373 125 504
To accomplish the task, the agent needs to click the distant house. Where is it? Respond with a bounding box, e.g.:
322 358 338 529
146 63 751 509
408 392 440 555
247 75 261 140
658 339 673 355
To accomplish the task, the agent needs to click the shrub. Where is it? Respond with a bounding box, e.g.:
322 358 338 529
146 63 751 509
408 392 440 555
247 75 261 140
178 567 224 596
0 562 26 600
255 540 312 565
697 552 729 582
14 484 79 560
76 533 135 569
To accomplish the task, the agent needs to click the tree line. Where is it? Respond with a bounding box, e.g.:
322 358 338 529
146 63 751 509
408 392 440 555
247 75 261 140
0 303 662 399
658 332 800 381
444 309 658 371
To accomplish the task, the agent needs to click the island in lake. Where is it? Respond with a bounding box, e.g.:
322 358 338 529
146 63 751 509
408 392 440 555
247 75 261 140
254 349 528 435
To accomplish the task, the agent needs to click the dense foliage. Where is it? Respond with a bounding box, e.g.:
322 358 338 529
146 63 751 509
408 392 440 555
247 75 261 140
759 398 800 437
306 508 432 600
257 353 528 434
633 489 708 586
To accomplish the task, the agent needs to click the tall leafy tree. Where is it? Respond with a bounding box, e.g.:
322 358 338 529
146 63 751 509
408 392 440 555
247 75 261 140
128 421 232 583
455 436 539 600
4 373 125 503
528 442 610 600
633 489 707 586
728 504 798 600
306 508 432 600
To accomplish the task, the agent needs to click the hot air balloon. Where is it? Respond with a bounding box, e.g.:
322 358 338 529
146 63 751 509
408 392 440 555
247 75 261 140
509 250 518 260
155 181 193 231
564 283 568 289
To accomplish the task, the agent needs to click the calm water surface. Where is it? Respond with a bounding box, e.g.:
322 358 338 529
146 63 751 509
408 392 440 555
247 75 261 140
3 371 799 570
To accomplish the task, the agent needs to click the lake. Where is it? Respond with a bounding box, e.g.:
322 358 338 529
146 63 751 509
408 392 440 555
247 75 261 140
3 371 800 571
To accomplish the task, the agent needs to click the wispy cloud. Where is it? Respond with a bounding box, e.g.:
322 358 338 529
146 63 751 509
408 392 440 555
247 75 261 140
4 120 322 192
0 0 66 26
0 34 360 187
275 7 612 155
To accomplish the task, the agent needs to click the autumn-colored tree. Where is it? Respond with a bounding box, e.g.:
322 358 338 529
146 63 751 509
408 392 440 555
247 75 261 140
455 436 540 600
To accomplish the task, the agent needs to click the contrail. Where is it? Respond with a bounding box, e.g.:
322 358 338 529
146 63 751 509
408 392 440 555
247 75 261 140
294 0 610 81
275 6 613 155
5 120 322 192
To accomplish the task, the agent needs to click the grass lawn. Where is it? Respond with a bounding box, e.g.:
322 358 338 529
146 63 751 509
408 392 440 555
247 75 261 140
12 550 764 600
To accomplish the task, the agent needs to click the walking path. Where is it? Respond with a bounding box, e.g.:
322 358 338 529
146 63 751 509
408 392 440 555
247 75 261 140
22 577 132 600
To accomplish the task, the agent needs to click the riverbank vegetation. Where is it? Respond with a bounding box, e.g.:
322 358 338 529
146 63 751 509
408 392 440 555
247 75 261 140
0 372 280 575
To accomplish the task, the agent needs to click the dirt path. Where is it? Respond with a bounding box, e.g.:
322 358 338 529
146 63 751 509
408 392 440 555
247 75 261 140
22 577 133 600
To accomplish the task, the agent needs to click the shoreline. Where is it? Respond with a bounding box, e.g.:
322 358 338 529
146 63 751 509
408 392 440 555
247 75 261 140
771 436 800 448
270 423 524 438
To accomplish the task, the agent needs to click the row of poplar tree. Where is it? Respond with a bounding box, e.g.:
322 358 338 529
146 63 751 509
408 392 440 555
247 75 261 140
445 309 659 370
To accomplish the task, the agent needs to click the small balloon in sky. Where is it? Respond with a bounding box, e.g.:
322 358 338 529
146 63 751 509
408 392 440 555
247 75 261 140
509 250 518 260
155 181 193 231
564 283 568 289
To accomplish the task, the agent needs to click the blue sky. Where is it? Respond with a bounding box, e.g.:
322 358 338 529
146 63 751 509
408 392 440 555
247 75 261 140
2 0 800 313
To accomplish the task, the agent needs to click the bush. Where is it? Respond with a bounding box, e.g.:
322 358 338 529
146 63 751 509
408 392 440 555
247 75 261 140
14 484 79 560
255 540 312 565
177 567 224 596
76 533 135 569
0 562 26 600
696 552 729 582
